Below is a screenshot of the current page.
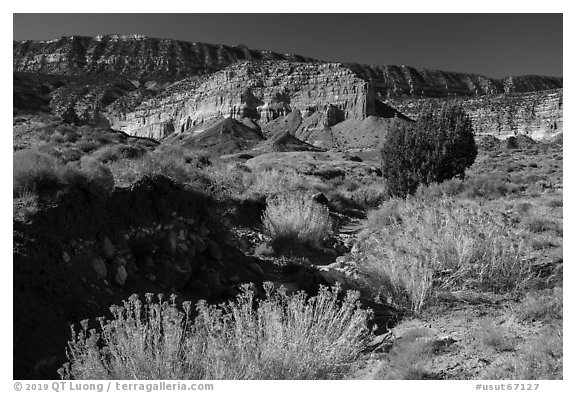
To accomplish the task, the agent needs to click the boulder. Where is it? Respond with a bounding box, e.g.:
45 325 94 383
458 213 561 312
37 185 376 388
115 265 128 286
92 257 107 278
102 236 115 260
62 251 71 264
112 256 127 267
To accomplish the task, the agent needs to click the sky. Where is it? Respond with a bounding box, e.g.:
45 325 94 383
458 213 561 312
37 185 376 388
13 13 563 78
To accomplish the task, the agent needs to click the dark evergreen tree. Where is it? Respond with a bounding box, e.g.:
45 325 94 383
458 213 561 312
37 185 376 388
381 103 477 197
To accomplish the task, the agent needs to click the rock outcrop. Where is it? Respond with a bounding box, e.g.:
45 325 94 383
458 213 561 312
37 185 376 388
106 61 378 140
388 89 563 140
346 63 562 98
174 117 265 155
13 35 563 146
13 35 317 81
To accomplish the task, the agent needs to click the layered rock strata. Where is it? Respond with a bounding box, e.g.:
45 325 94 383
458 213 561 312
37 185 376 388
388 89 563 140
13 35 317 81
347 63 562 98
106 61 377 139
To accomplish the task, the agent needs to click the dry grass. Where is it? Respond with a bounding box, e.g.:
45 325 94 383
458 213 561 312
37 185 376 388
356 197 534 313
108 151 204 187
60 283 373 380
80 156 115 194
262 193 332 248
476 322 515 352
482 324 562 380
513 287 562 323
376 328 435 379
13 149 109 197
246 168 323 198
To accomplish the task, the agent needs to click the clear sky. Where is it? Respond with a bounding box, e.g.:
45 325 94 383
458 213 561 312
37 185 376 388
13 13 563 78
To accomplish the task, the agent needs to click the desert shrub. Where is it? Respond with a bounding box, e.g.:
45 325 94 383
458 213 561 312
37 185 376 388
262 193 332 248
54 147 84 163
247 168 322 198
198 163 251 198
513 288 562 323
376 329 435 379
381 103 477 197
108 151 202 186
54 124 79 143
13 149 86 195
346 182 390 208
156 145 211 168
91 144 148 163
76 140 101 154
13 149 60 196
80 156 115 193
462 174 524 198
60 284 372 380
49 132 66 144
415 178 468 198
313 167 345 180
476 322 515 352
522 216 562 235
15 188 39 216
355 197 533 313
507 136 519 149
482 324 562 379
363 198 404 228
416 172 531 199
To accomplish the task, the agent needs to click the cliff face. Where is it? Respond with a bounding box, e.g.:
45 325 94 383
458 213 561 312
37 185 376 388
388 89 563 140
14 35 561 94
13 35 317 81
106 61 376 139
346 63 563 98
13 35 563 146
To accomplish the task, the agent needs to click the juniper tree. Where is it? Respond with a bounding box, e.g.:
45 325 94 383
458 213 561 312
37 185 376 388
381 103 477 197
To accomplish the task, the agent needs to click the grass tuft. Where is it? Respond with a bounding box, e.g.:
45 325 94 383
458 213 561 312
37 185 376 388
355 197 534 313
262 193 332 249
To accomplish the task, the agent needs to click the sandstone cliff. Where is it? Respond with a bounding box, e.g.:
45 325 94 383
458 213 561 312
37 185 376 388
346 63 562 98
13 35 317 81
13 35 563 147
388 89 563 140
105 61 377 140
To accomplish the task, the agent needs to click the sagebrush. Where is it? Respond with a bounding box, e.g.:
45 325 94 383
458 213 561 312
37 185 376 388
356 197 534 313
262 193 332 248
59 283 373 380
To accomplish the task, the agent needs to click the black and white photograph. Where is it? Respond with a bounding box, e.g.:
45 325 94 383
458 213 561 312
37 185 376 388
10 8 566 385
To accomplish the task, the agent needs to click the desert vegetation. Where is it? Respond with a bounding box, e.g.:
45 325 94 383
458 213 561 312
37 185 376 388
14 116 562 380
60 284 373 380
13 102 562 382
381 103 477 197
262 193 332 249
355 197 534 313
